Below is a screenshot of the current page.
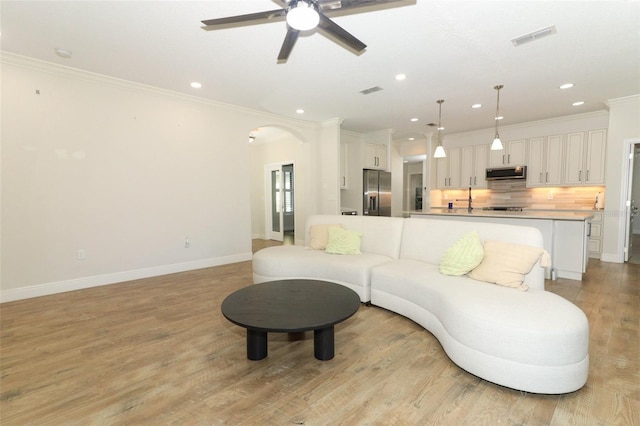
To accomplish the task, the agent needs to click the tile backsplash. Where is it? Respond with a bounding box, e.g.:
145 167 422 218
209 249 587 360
434 181 606 210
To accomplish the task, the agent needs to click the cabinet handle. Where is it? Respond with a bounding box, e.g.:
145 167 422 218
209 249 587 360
539 172 543 183
508 154 511 164
502 154 506 165
586 170 590 181
546 172 549 183
579 170 582 181
474 176 477 185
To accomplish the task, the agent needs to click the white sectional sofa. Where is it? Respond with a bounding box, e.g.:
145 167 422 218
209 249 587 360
252 215 589 394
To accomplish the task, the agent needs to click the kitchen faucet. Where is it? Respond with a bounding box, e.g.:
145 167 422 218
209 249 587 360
455 187 473 212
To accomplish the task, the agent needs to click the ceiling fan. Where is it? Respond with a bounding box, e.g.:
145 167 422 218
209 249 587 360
201 0 408 62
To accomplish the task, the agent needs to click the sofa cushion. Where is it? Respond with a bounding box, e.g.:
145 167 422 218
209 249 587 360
399 218 545 291
439 231 484 276
325 227 363 255
252 245 394 302
304 215 405 259
370 259 589 367
308 223 343 250
468 240 548 290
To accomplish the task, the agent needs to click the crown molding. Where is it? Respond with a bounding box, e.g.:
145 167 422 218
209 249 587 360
606 94 640 107
1 51 317 131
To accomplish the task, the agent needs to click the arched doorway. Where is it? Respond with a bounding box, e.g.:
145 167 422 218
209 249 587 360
248 126 301 245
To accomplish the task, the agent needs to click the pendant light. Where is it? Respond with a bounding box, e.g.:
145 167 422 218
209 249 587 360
433 99 446 158
491 85 504 151
287 0 320 31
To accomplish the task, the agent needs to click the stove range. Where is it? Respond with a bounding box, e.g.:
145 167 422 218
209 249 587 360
482 206 524 212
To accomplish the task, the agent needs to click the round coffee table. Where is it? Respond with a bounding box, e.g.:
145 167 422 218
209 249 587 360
221 279 360 361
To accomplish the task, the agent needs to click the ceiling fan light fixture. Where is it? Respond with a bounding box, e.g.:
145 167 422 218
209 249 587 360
287 1 320 31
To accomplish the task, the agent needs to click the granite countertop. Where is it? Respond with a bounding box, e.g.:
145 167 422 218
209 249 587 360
407 208 595 221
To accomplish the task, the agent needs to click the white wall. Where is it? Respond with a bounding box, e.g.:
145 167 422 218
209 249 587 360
601 95 640 262
317 118 343 215
0 54 320 301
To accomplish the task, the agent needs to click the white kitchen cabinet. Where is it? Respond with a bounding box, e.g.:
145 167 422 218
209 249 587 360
436 147 461 189
585 129 607 184
489 139 527 167
461 145 488 188
526 135 563 187
554 219 590 280
564 129 607 185
588 211 604 257
363 142 387 170
340 143 348 189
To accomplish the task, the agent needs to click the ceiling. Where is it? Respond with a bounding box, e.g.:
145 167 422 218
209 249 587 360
1 1 639 141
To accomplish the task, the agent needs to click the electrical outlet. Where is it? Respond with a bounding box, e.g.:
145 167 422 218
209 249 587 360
547 192 554 200
184 237 190 249
77 249 86 260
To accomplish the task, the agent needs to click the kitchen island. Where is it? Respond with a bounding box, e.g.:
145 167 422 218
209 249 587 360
407 209 595 281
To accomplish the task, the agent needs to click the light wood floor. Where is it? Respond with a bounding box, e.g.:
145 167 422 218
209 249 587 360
1 242 638 425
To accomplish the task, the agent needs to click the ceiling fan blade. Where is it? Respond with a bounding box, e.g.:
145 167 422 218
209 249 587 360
317 13 367 52
319 0 408 12
202 9 286 28
278 28 300 62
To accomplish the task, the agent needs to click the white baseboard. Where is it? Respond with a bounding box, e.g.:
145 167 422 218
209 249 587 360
0 253 252 303
600 252 623 263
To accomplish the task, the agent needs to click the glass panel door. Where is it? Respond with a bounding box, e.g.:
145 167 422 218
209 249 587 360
266 164 284 241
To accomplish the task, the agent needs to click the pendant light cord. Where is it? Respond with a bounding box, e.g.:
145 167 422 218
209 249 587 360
437 99 444 145
494 85 503 138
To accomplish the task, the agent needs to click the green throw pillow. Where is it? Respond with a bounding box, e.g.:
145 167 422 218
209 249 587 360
440 231 484 276
325 227 363 255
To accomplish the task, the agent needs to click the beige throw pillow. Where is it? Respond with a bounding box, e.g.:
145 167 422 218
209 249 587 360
468 240 547 291
308 224 343 250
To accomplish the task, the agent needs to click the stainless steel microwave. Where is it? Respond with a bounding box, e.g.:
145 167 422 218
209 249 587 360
485 166 527 180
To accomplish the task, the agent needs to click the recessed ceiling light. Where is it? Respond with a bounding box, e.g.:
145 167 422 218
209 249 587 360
55 48 72 59
190 82 202 89
560 83 574 89
495 116 504 120
408 137 415 141
572 101 585 106
471 104 482 109
437 126 445 130
410 118 419 122
296 109 305 114
395 73 407 81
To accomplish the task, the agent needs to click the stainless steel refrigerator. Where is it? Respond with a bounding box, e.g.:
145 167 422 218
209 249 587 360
363 169 391 216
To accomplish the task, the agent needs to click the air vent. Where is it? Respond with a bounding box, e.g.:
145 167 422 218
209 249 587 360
359 86 383 95
511 25 557 46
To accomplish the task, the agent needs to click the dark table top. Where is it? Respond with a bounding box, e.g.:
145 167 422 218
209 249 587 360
221 279 360 333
